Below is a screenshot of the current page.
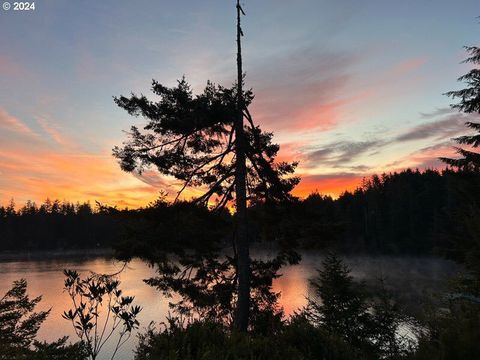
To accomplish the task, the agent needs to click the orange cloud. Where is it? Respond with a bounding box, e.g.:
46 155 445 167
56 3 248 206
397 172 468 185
275 141 309 164
0 148 161 208
0 110 166 208
293 173 364 199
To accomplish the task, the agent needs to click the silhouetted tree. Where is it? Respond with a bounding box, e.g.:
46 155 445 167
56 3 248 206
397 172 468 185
134 316 360 360
371 279 413 358
441 45 480 170
306 254 410 358
439 33 480 273
112 0 298 331
412 263 480 360
0 279 50 357
307 253 373 350
0 279 87 360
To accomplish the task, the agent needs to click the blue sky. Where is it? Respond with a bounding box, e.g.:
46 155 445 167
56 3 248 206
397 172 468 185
0 0 479 206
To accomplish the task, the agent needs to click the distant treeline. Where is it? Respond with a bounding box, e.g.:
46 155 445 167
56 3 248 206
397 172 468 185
261 168 479 258
1 168 478 256
0 199 119 250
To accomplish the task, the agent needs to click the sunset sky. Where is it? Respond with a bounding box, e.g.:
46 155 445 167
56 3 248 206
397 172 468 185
1 0 479 208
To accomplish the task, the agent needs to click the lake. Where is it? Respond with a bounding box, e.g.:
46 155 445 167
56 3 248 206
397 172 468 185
0 251 460 359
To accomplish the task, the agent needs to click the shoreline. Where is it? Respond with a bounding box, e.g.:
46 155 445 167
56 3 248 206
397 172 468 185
0 248 114 261
0 246 455 263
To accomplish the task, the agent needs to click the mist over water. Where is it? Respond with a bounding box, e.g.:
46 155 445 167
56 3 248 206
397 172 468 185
0 252 460 359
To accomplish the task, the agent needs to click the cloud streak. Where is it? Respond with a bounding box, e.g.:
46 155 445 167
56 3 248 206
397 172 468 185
284 108 478 195
305 139 383 169
0 109 37 137
36 116 72 147
394 113 475 142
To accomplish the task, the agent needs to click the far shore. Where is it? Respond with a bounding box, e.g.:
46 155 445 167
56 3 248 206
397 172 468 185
0 248 114 262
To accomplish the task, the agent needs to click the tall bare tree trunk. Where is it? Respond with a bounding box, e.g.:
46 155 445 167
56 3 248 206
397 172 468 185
233 0 250 332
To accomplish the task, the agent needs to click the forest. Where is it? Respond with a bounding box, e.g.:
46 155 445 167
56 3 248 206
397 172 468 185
1 168 478 260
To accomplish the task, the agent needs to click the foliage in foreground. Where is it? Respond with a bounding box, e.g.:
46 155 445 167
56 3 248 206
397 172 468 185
0 279 87 360
306 253 414 358
135 318 356 360
3 251 480 360
63 269 142 360
134 254 414 360
411 212 480 360
134 252 480 360
412 298 480 360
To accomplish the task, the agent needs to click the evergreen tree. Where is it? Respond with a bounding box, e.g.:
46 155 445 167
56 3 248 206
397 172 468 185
441 46 480 170
0 279 87 360
307 253 373 350
0 279 50 357
306 253 409 357
113 0 298 331
440 29 480 275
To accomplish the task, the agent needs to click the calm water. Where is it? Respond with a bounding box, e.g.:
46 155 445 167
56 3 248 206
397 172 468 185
0 252 460 359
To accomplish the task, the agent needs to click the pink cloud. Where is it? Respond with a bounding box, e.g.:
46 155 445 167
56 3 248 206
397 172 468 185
36 116 73 147
247 49 360 133
382 142 455 172
0 108 37 137
391 56 428 75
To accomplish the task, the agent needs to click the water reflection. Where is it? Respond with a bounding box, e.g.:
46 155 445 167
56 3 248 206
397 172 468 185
0 253 460 359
